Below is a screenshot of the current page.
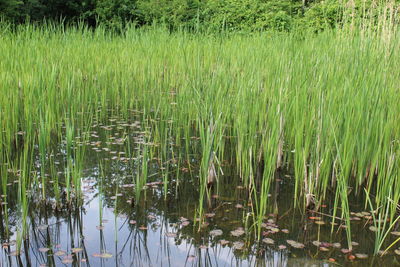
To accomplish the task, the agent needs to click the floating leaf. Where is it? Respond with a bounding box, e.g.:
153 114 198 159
278 245 287 250
262 238 274 245
62 258 73 264
54 250 66 256
219 240 229 245
341 248 352 254
230 228 245 237
201 222 209 228
210 229 223 237
355 253 368 259
100 253 113 258
378 250 387 256
286 240 304 249
312 241 321 247
39 247 50 253
369 226 378 232
72 248 83 253
233 241 244 250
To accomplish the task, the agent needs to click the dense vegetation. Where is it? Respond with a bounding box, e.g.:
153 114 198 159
0 0 399 259
1 0 399 32
0 19 399 253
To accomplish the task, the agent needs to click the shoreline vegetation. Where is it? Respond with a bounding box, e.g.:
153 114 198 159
0 0 399 32
0 0 399 259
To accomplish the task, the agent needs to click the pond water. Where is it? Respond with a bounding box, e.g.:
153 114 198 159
1 115 400 266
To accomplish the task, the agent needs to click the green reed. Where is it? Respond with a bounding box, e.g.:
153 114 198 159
0 11 399 250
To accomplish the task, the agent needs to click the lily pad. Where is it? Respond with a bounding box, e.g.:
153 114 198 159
219 240 230 245
210 229 223 237
286 240 305 249
312 241 321 247
61 258 73 264
355 253 368 259
230 228 245 237
72 248 83 253
233 241 244 250
100 253 113 258
262 238 274 245
54 250 66 256
369 226 378 232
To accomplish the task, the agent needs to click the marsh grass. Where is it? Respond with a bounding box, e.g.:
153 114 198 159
0 12 399 252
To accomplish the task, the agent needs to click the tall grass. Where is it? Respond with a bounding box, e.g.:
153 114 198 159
0 10 399 251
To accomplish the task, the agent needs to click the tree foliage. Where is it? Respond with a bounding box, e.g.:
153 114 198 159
0 0 398 32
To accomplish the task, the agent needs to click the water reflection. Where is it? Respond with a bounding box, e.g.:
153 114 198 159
0 117 396 266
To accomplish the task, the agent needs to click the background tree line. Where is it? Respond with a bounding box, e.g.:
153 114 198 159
0 0 399 32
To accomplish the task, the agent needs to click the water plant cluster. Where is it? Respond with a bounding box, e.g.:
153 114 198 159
0 18 399 264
